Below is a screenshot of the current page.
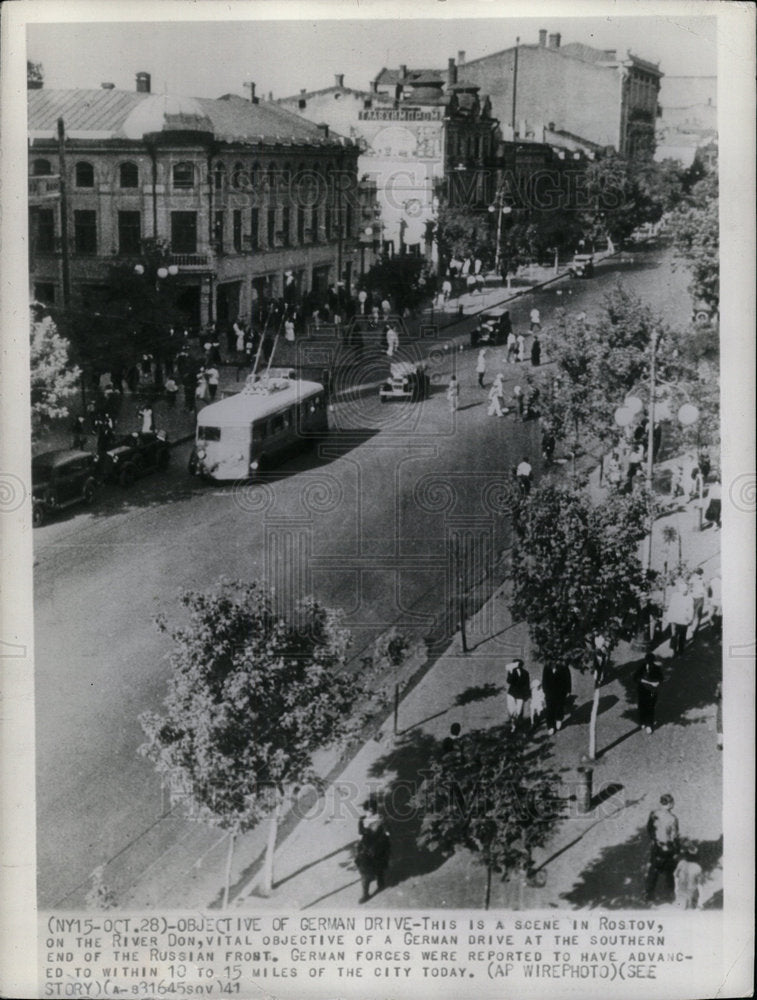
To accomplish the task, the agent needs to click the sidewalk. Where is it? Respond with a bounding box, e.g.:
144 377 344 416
217 452 721 912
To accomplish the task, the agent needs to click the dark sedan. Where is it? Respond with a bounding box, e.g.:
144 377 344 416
32 449 99 527
96 431 170 487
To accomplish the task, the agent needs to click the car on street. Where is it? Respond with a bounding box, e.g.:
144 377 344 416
32 449 99 527
379 361 430 403
470 307 512 347
568 253 595 278
96 431 170 487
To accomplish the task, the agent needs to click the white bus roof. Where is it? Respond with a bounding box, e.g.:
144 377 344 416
197 378 324 428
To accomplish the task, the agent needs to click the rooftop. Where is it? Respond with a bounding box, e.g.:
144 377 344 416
27 88 355 148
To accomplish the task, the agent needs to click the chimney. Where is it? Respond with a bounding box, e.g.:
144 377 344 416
317 123 329 139
539 29 547 46
335 73 344 88
372 80 379 94
101 82 115 90
457 50 466 65
136 71 151 93
447 57 457 87
548 33 561 49
300 88 307 96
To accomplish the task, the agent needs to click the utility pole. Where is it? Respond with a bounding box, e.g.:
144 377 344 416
645 331 658 575
57 117 71 307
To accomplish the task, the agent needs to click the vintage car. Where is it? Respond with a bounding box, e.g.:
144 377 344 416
470 307 512 348
32 449 99 527
379 361 430 403
568 253 595 278
96 431 170 487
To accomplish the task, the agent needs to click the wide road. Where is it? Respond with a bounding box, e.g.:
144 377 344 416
34 245 692 908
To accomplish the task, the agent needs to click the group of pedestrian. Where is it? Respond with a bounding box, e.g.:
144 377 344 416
504 657 572 735
663 567 719 656
645 794 703 908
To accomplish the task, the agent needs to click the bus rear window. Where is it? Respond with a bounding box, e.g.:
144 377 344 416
198 426 221 442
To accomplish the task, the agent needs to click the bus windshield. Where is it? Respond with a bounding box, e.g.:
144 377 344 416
197 426 221 442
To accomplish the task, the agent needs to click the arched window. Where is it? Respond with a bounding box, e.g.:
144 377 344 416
32 158 52 176
213 162 226 191
172 161 195 190
75 161 95 187
119 162 139 188
230 161 245 190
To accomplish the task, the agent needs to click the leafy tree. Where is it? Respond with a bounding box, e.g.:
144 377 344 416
509 482 649 758
139 579 388 904
434 201 494 265
540 313 601 453
30 312 80 440
412 724 563 908
667 170 719 313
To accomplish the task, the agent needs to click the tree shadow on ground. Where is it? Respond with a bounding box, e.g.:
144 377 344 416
616 632 722 731
455 683 502 706
561 826 723 909
566 694 619 728
367 729 450 888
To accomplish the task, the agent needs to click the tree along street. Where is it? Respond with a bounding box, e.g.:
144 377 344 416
34 246 693 908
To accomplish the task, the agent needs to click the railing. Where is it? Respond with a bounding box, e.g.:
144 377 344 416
168 253 211 268
28 175 61 202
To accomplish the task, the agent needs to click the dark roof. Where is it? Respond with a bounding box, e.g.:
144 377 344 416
276 84 392 103
28 88 355 148
374 67 445 86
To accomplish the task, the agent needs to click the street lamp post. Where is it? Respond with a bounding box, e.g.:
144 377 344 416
487 193 512 281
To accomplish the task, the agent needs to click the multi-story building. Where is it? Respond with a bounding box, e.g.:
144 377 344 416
278 61 500 262
454 30 662 158
28 73 360 330
655 75 717 166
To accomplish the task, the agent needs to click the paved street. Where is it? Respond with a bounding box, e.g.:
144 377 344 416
33 245 696 908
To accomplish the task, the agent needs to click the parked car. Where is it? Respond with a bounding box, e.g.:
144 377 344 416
96 431 170 486
568 253 594 278
379 361 430 403
470 307 512 348
32 449 99 527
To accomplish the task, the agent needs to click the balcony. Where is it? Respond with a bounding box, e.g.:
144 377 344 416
29 175 61 204
168 252 212 270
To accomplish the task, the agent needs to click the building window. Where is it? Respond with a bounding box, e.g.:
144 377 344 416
233 209 243 252
214 210 224 252
297 205 305 244
325 204 332 240
34 208 56 254
118 211 141 255
310 205 318 241
75 162 95 188
171 211 197 253
32 158 52 176
345 203 353 238
249 208 259 249
172 162 195 190
73 210 97 254
281 205 290 245
231 162 245 191
119 162 139 188
267 208 276 247
213 162 226 192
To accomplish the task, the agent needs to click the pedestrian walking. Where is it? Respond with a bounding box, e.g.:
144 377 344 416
516 455 533 496
636 652 663 734
385 324 399 358
476 348 487 388
505 659 531 727
666 580 694 656
516 332 526 362
381 297 391 318
355 796 391 904
506 330 517 364
205 366 220 401
626 443 644 491
71 415 87 449
446 375 460 412
138 403 154 434
164 377 178 409
704 478 721 528
195 370 209 407
689 568 706 633
529 679 546 726
487 374 505 417
592 634 610 686
513 384 524 421
530 335 541 367
284 317 295 342
645 793 680 903
441 277 452 303
707 573 722 635
673 842 702 909
542 662 572 735
529 307 541 332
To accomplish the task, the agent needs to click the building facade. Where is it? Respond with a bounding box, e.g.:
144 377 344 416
455 29 662 158
278 62 500 262
28 74 361 331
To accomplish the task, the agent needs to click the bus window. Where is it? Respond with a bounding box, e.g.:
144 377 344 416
270 414 286 435
198 426 221 441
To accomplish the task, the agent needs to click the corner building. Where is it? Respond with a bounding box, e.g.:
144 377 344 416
28 74 360 330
